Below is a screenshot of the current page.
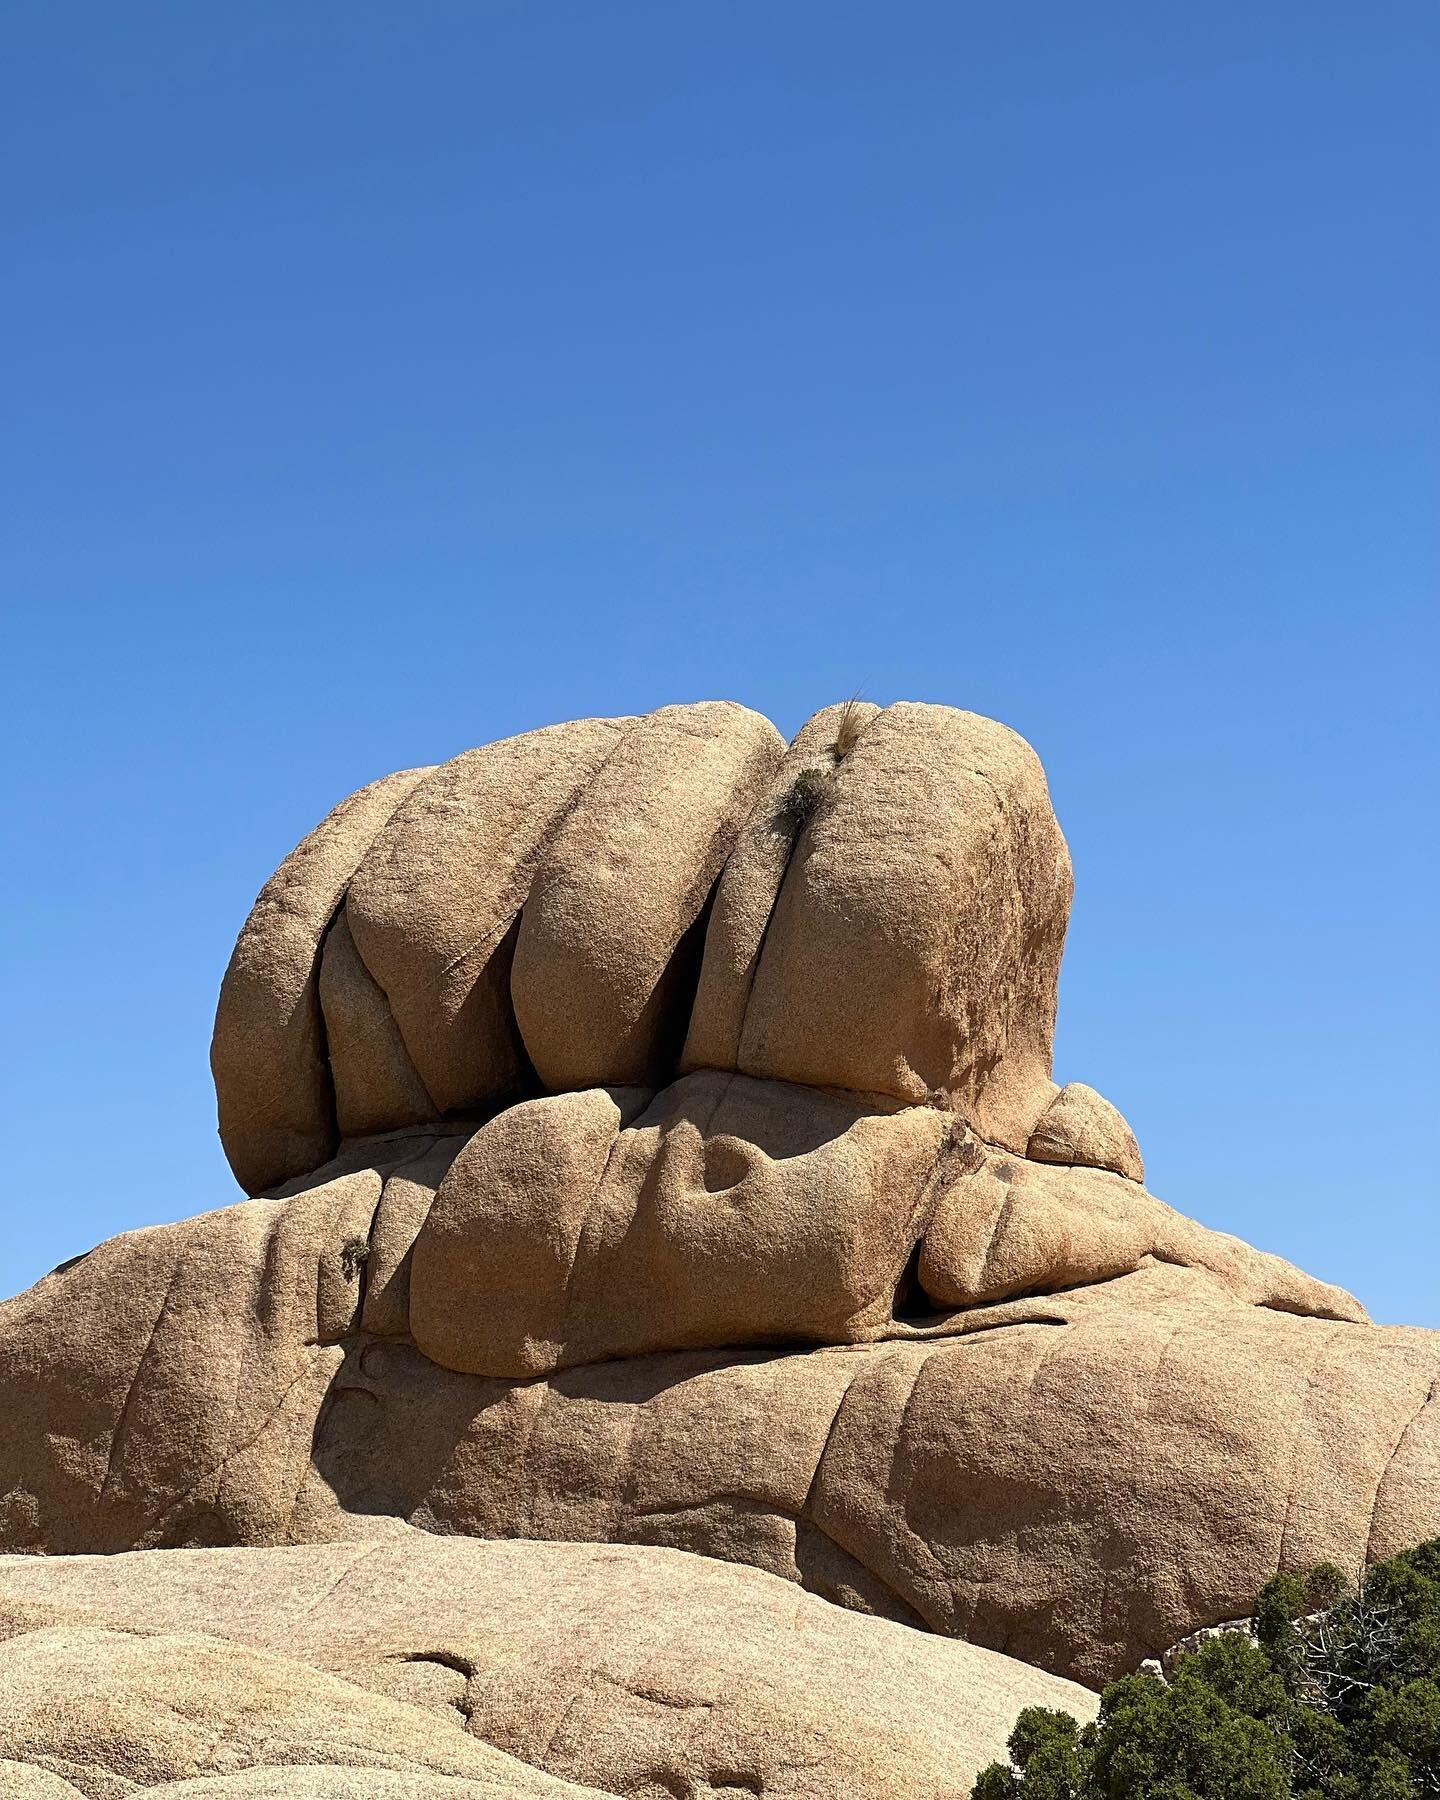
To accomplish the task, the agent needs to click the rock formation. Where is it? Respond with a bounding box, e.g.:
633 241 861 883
0 1529 1096 1798
1 698 1435 1796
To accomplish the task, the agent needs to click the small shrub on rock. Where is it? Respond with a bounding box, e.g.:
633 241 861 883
339 1235 371 1281
774 767 831 833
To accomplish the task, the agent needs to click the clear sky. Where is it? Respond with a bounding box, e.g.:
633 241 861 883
3 3 1436 1322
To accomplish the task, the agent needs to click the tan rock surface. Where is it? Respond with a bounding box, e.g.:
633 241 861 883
211 766 433 1194
125 1779 581 1800
209 702 1076 1183
917 1137 1362 1318
78 1777 583 1800
409 1085 1359 1380
722 703 1074 1147
0 1531 1098 1800
511 701 783 1088
318 904 437 1140
1027 1081 1144 1181
0 1621 602 1798
3 1758 560 1800
681 700 880 1076
410 1072 948 1377
344 717 629 1120
0 1159 378 1556
1 1139 1431 1683
0 1767 78 1800
219 703 781 1177
6 696 1437 1768
318 1268 1437 1684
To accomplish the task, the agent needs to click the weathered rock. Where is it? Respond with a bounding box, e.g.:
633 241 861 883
345 717 629 1120
917 1138 1361 1318
354 1127 473 1339
217 704 783 1183
681 700 881 1076
5 695 1437 1781
0 1765 78 1800
318 904 437 1140
0 1144 1431 1684
125 1779 579 1800
325 1269 1439 1684
715 703 1074 1148
210 702 1074 1184
211 766 432 1194
0 1159 380 1556
56 1777 584 1800
0 1530 1098 1800
0 1621 602 1797
1027 1081 1144 1181
409 1086 1358 1381
511 701 784 1088
409 1072 947 1377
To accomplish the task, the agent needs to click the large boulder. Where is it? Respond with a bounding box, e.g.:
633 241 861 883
509 702 784 1089
343 717 631 1122
211 766 433 1195
407 1076 1359 1381
686 702 1073 1148
680 699 881 1076
0 1529 1097 1800
408 1073 949 1377
1027 1081 1144 1182
0 1622 599 1799
209 701 1073 1194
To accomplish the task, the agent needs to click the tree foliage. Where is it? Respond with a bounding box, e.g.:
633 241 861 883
973 1539 1440 1799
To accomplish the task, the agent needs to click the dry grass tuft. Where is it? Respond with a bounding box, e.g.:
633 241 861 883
831 695 866 761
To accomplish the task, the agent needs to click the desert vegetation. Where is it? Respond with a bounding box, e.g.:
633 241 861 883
339 1234 370 1281
974 1539 1440 1798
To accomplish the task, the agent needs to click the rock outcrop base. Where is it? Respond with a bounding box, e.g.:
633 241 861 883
0 1528 1097 1797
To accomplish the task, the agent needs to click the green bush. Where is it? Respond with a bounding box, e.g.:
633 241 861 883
773 766 831 833
973 1539 1440 1799
339 1234 371 1281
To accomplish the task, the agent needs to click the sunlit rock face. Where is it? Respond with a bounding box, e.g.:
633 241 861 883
209 697 1073 1194
1 698 1435 1723
0 1529 1105 1798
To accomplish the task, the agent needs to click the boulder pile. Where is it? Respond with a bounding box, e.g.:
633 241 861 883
2 699 1434 1797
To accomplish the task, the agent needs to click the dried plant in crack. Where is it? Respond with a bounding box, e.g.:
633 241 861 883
773 767 831 834
937 1116 986 1176
340 1235 371 1281
831 694 866 762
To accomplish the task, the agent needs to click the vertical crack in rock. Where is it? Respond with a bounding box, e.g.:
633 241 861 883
1365 1376 1438 1567
96 1262 182 1519
309 904 345 1162
319 899 440 1128
733 704 878 1065
1276 1322 1344 1576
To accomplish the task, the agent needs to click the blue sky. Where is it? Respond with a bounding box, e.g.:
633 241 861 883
3 2 1436 1322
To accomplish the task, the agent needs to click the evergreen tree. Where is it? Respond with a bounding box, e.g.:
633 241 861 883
972 1539 1440 1799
